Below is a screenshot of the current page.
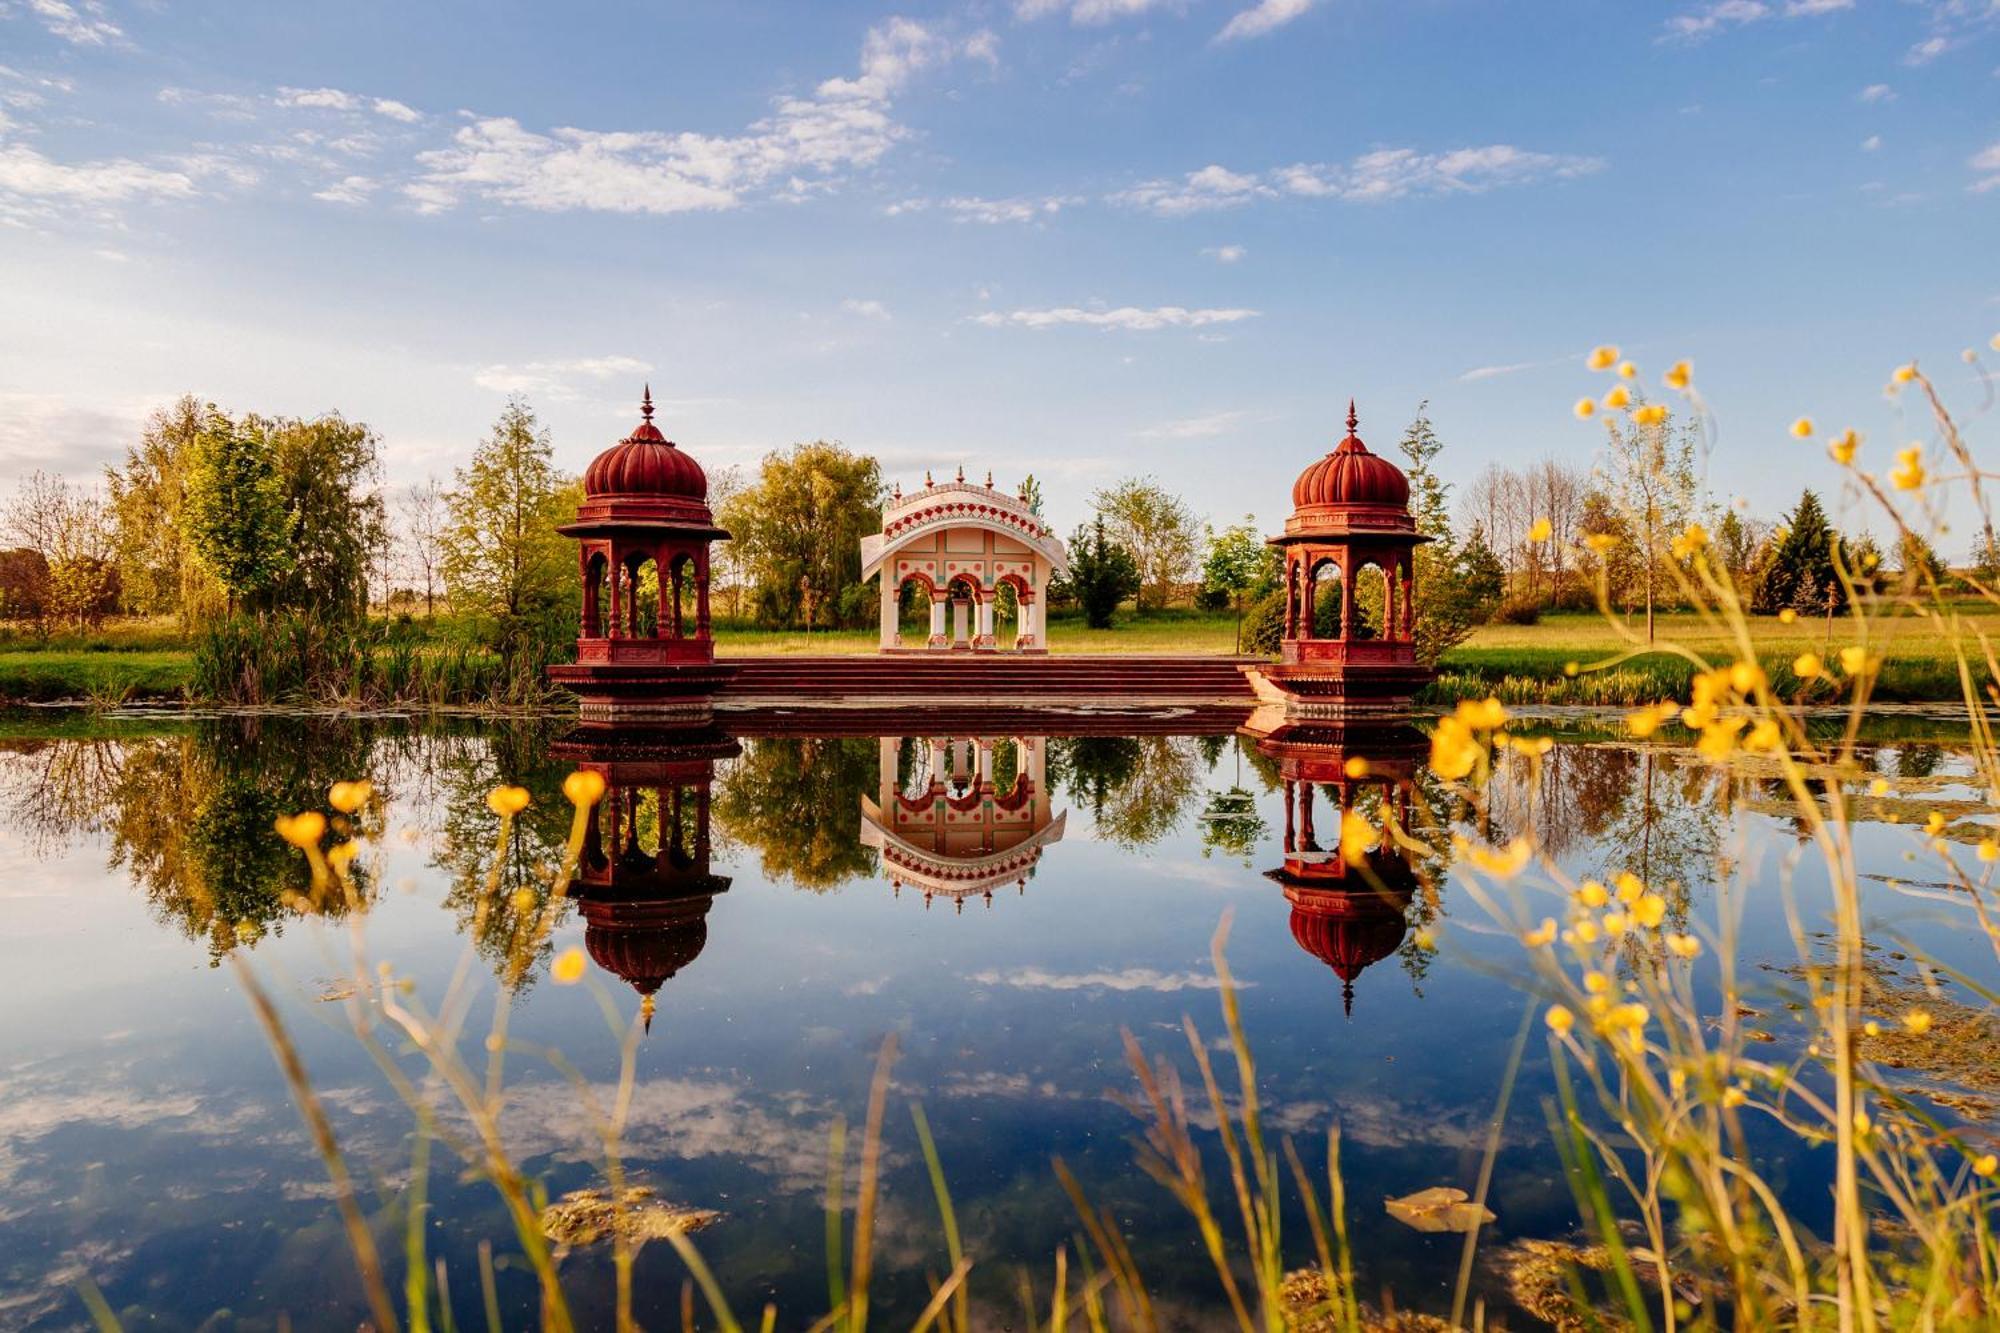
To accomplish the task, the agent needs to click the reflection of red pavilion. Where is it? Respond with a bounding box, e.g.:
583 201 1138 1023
1244 709 1424 1015
1243 402 1435 717
548 389 737 725
859 736 1066 911
551 728 740 1029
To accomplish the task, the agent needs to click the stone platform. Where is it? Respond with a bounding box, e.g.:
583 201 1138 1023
713 653 1261 711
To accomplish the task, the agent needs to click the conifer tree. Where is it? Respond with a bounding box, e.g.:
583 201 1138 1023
1753 489 1841 615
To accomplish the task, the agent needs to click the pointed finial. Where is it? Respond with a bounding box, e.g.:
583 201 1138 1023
893 480 902 500
641 993 656 1034
1342 979 1355 1018
985 469 993 487
925 468 933 487
1346 399 1358 435
956 464 965 483
641 384 655 421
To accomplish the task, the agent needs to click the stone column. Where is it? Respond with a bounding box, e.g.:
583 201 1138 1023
952 597 969 646
1339 546 1356 642
977 740 993 786
608 553 624 640
976 596 995 649
581 549 598 637
929 739 947 787
1017 593 1036 649
879 736 898 806
880 575 900 651
928 596 947 648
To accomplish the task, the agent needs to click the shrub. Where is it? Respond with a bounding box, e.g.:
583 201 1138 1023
1492 595 1542 625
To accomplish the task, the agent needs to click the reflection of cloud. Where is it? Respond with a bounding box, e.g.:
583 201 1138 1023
969 966 1238 992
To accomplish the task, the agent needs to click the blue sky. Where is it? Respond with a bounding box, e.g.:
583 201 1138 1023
1 0 1995 544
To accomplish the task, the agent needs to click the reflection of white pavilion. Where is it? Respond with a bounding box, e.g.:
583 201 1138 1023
860 736 1067 910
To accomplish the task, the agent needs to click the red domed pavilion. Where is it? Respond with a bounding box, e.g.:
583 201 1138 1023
548 388 737 725
1244 402 1434 716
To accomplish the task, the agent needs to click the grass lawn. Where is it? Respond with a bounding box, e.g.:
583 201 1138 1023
710 609 1245 656
0 649 194 702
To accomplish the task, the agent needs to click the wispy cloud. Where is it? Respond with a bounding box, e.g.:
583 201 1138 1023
1971 142 2000 194
842 297 892 319
1203 243 1246 263
1903 34 1950 63
1858 83 1896 103
14 0 121 46
471 355 652 398
312 174 376 205
1014 0 1174 25
971 305 1259 332
1216 0 1313 42
407 18 991 216
1136 409 1248 438
1457 353 1575 383
968 966 1240 992
1115 146 1604 216
888 193 1078 223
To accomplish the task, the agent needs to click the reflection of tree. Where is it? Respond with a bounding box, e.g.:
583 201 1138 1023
1199 787 1266 864
1049 735 1203 849
712 736 878 890
429 720 578 986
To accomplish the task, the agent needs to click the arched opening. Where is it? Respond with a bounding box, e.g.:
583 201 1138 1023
1352 561 1390 640
897 575 936 646
623 553 659 637
1309 558 1344 640
668 552 698 640
583 551 608 637
945 575 981 650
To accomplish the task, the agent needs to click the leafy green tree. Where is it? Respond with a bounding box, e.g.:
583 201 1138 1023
1019 473 1044 516
443 397 576 637
184 416 291 614
1201 516 1273 652
1971 524 2000 590
1455 522 1507 620
720 441 883 628
1894 530 1947 591
261 414 387 620
1596 403 1700 640
1067 516 1140 629
713 736 877 890
1715 509 1764 601
1396 403 1478 663
1093 477 1199 611
1753 490 1841 615
106 395 226 622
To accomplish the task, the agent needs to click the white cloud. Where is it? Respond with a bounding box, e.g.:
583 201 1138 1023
842 297 891 319
410 18 983 216
372 97 421 123
1971 142 2000 194
1663 0 1769 39
1016 0 1173 25
1904 34 1950 63
312 174 376 205
972 305 1259 331
1217 0 1312 42
1784 0 1852 13
471 355 653 398
942 193 1076 223
1136 409 1247 438
967 966 1238 992
1860 134 1881 152
1117 146 1603 216
277 86 424 121
0 122 219 224
1203 243 1245 263
18 0 121 45
1859 83 1897 102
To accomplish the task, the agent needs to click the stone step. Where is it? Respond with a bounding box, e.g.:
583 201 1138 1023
717 654 1261 702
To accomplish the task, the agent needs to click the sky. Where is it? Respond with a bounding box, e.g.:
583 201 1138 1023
0 0 1996 546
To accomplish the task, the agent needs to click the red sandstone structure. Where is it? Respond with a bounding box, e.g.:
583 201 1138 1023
1244 711 1425 1014
548 389 736 724
860 735 1066 910
1245 402 1434 716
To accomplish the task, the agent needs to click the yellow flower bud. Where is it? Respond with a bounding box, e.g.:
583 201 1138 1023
1578 880 1609 908
1891 363 1916 385
1529 516 1552 542
552 946 587 985
1663 360 1691 390
1632 403 1668 426
1777 608 1797 624
1903 1008 1933 1035
275 812 328 849
1587 344 1619 371
1616 360 1637 379
1546 1004 1576 1034
1793 652 1822 679
563 770 609 808
328 780 373 815
1790 417 1814 439
486 785 531 817
1602 385 1633 411
1574 397 1597 420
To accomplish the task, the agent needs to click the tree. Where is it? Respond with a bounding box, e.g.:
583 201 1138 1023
1454 521 1507 622
106 396 226 623
399 476 448 616
442 397 575 630
1715 509 1766 601
1020 473 1044 516
1397 404 1480 662
184 416 291 615
1200 517 1272 652
1894 530 1947 592
703 464 749 620
1067 516 1140 629
1093 477 1199 611
1971 524 2000 590
263 413 386 621
1753 490 1841 616
1595 403 1700 641
722 442 882 627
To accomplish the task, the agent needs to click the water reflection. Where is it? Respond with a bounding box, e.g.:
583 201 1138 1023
861 735 1066 910
552 728 741 1027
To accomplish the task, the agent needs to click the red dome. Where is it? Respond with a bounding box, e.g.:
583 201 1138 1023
583 387 708 503
1291 402 1410 512
1287 885 1411 1015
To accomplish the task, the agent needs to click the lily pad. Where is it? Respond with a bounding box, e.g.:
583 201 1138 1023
1385 1186 1495 1234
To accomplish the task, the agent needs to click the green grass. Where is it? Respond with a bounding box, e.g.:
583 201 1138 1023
710 608 1245 656
0 649 193 702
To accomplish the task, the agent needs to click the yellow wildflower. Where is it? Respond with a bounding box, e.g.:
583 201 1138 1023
1616 360 1637 379
1745 719 1782 752
1614 871 1644 903
1839 646 1871 676
1864 1020 1881 1037
1602 385 1633 411
1456 696 1509 730
1466 837 1533 879
1924 810 1946 836
1522 917 1558 948
1903 1008 1933 1035
1664 360 1691 390
1602 912 1630 936
1578 880 1609 908
1974 1154 1998 1178
1722 1086 1748 1109
1586 531 1619 553
1587 344 1619 371
1342 756 1371 778
1890 445 1926 491
1777 608 1797 624
1633 893 1668 929
1584 970 1611 994
1573 919 1602 945
1529 516 1552 542
509 887 536 914
1790 417 1814 439
1666 933 1701 959
327 841 360 871
1869 777 1890 797
274 812 327 849
1546 1004 1576 1034
1430 715 1482 780
552 946 587 985
1563 660 1579 677
1891 363 1917 385
1829 429 1859 465
1978 838 1998 863
1793 652 1822 679
1728 660 1763 693
1574 397 1597 420
1698 717 1748 761
1339 811 1376 866
487 785 531 817
1670 523 1708 560
563 770 609 807
1853 1110 1873 1138
1632 403 1668 427
328 780 373 815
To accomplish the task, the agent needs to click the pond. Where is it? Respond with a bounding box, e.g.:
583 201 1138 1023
0 709 1991 1329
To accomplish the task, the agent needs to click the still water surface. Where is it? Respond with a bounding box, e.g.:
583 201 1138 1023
0 710 1990 1329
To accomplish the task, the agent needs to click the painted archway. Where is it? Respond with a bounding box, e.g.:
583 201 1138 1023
860 472 1069 652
